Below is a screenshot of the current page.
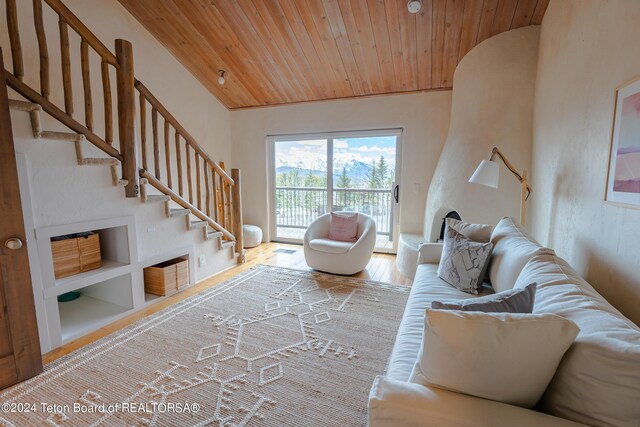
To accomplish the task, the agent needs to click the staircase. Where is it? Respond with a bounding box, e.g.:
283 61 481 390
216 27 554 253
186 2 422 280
2 0 245 263
7 98 241 259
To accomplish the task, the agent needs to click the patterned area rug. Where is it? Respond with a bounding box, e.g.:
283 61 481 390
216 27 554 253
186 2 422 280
0 265 409 426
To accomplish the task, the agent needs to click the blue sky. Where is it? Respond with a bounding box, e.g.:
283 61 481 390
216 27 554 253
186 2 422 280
275 136 397 170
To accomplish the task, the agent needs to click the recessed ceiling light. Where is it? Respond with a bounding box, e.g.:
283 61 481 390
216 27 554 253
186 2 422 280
407 0 422 14
218 70 226 85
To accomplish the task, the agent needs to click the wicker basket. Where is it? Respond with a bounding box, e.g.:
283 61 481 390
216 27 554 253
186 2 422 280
144 257 189 296
51 232 102 279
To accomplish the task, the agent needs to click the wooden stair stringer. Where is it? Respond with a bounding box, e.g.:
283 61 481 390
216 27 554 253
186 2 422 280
138 178 239 259
8 99 127 188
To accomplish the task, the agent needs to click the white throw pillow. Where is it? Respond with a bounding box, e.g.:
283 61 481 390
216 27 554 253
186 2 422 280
514 254 640 426
446 218 494 243
410 309 579 408
489 217 554 293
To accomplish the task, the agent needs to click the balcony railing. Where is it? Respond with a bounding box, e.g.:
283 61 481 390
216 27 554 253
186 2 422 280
275 186 394 236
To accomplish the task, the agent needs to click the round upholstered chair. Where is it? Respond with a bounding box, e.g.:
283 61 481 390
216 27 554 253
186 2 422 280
242 224 262 248
303 212 377 275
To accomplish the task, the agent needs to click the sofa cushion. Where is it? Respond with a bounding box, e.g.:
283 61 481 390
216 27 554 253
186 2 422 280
369 376 587 427
514 254 640 427
432 282 537 313
489 217 554 293
438 226 493 294
308 238 352 254
386 264 493 382
411 309 579 408
446 218 494 242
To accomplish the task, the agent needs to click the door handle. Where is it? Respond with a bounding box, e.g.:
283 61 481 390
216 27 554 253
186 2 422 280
5 238 23 250
393 185 399 203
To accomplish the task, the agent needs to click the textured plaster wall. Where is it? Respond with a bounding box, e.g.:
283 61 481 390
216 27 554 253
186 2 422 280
423 26 540 241
230 92 452 241
530 0 640 325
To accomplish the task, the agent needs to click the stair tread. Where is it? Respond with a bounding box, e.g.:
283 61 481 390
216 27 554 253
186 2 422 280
40 130 84 142
169 208 190 217
81 158 118 166
189 220 207 229
146 195 171 203
8 99 41 112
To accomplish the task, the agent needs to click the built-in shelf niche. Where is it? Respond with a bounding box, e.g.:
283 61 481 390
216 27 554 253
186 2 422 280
58 273 134 343
37 216 140 350
49 224 132 296
142 249 196 306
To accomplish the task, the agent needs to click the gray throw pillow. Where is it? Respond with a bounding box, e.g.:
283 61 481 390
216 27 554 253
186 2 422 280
432 282 537 313
437 225 493 294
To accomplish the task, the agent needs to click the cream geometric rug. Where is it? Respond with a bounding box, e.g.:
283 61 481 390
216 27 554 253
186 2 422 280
0 265 409 426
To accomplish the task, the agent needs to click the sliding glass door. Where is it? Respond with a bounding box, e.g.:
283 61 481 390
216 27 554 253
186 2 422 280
269 130 401 253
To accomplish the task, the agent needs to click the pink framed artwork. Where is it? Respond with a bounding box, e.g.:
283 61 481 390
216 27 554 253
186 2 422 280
606 76 640 207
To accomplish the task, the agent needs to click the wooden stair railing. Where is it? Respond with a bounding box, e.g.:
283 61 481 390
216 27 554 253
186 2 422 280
3 0 139 197
135 80 243 250
3 0 244 259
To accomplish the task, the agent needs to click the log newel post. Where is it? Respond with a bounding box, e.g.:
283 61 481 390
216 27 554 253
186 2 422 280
115 39 139 197
231 169 245 263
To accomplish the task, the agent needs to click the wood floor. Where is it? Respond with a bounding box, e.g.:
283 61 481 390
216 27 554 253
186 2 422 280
43 242 411 364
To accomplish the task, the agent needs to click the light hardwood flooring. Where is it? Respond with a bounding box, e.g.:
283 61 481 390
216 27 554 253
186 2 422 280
43 242 411 364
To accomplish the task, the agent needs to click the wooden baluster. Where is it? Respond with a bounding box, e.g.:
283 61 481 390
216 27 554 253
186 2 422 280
212 167 219 222
186 144 193 204
231 169 244 262
195 153 202 211
220 162 227 227
204 162 211 217
115 39 138 197
80 40 93 131
164 119 172 189
33 0 49 98
175 132 183 197
58 17 73 115
151 107 160 179
219 174 226 229
139 93 147 170
6 0 23 81
101 61 112 144
225 176 232 229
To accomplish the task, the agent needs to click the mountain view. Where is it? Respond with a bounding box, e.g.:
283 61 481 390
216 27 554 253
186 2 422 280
276 158 394 189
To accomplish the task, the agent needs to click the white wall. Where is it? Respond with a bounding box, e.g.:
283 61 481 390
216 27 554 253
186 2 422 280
1 0 235 282
230 92 452 242
530 0 640 325
424 26 540 241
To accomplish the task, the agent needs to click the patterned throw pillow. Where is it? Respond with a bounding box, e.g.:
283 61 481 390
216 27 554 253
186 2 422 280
437 225 493 294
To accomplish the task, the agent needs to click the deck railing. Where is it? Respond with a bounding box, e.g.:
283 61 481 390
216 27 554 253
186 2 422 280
275 186 393 236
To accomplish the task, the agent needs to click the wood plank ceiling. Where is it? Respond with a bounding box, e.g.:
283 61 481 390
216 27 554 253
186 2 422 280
117 0 550 109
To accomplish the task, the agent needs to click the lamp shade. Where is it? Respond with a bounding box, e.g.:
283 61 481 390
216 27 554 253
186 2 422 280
469 160 499 188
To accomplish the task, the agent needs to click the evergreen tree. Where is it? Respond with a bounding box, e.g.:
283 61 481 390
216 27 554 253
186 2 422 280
335 165 352 208
367 160 380 189
336 165 352 188
376 156 388 188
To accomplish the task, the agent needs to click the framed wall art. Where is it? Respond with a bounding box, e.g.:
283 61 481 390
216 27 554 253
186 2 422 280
606 76 640 207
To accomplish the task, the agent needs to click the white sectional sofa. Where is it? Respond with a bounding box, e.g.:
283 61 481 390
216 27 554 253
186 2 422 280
368 217 640 427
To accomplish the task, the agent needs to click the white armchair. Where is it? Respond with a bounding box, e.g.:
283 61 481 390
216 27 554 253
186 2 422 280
303 212 377 275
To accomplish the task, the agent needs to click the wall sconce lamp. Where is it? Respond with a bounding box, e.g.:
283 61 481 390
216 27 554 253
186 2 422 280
469 147 532 225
